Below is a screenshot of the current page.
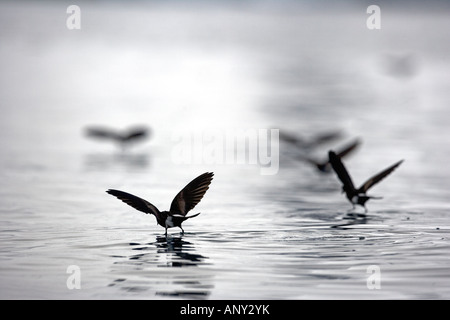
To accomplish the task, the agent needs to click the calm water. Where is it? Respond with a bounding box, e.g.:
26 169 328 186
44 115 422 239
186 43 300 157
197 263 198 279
1 1 450 299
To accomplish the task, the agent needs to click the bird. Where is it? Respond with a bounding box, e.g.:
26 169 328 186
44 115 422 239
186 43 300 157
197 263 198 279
300 138 361 173
279 129 343 150
328 151 403 212
106 172 214 236
85 125 149 149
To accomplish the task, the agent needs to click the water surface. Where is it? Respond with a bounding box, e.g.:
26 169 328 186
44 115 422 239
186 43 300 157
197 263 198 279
1 1 450 299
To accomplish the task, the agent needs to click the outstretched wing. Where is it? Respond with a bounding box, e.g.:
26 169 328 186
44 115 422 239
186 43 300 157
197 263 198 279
334 138 361 159
309 130 342 147
358 160 404 193
302 138 361 167
106 189 160 217
328 150 355 191
170 172 214 216
279 131 304 146
281 130 342 149
123 127 149 142
85 126 120 141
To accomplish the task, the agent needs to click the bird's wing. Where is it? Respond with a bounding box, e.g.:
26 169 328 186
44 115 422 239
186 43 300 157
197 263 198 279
334 138 361 159
123 127 149 141
106 189 160 216
358 160 404 193
169 172 214 216
309 130 342 147
304 139 361 167
279 131 304 146
299 154 321 166
328 150 355 191
85 127 120 140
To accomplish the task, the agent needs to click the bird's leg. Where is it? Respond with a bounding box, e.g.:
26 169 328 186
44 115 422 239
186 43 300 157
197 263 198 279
164 228 168 237
347 204 355 213
180 227 185 235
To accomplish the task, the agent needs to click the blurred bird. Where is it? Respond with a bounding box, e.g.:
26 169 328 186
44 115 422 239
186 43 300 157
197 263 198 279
85 125 150 149
382 53 418 78
106 172 214 236
280 129 360 173
328 151 403 212
279 129 343 150
300 138 361 173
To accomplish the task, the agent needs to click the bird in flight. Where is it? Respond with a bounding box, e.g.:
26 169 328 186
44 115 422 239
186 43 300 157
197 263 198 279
328 151 403 212
106 172 214 236
301 138 361 173
280 128 361 173
85 125 149 149
280 129 343 150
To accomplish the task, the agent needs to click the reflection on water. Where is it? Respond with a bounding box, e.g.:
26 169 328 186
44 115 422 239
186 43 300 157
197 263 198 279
109 236 212 298
331 213 368 229
84 152 151 170
153 236 208 267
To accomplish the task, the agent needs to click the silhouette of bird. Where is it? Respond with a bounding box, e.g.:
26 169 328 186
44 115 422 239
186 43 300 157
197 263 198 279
328 151 403 212
300 138 361 173
106 172 214 235
280 130 343 150
85 125 149 149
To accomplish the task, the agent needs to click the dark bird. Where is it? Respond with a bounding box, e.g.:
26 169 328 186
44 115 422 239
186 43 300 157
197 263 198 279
328 151 403 212
301 138 361 173
106 172 214 236
280 130 343 150
85 125 149 149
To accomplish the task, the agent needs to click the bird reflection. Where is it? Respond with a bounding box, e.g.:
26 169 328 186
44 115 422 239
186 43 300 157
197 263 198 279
152 235 209 267
109 236 212 298
331 212 368 229
83 152 151 170
124 236 209 268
